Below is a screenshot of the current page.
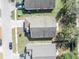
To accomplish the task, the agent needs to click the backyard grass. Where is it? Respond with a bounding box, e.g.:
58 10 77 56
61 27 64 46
17 10 52 20
12 28 16 53
72 48 78 59
0 53 3 59
57 48 78 59
17 27 52 53
52 0 63 16
64 50 78 59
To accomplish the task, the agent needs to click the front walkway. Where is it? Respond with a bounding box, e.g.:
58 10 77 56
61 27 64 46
11 20 24 29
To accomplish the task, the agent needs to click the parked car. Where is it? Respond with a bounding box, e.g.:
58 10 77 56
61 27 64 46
9 42 12 50
17 5 24 10
16 2 24 7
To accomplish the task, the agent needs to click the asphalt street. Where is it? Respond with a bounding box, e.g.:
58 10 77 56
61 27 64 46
1 0 23 59
2 0 14 59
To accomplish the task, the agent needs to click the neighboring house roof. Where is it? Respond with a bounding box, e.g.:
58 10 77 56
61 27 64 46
24 0 55 10
26 43 56 59
24 16 56 38
25 16 56 28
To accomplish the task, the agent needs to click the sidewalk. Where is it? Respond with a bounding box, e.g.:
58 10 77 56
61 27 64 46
13 53 19 59
11 20 24 28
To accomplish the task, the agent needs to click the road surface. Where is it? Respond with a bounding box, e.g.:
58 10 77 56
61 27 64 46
1 0 14 59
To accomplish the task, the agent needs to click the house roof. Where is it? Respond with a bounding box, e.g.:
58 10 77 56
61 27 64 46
26 43 56 58
25 16 56 28
24 0 55 10
24 16 56 38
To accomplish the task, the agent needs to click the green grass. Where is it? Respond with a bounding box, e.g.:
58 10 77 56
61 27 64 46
64 52 72 59
16 0 23 2
12 27 28 54
72 48 78 59
52 0 63 16
61 48 78 59
64 52 78 59
18 32 27 54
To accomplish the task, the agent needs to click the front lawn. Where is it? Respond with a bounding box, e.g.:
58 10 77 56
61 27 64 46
17 27 52 54
17 27 28 54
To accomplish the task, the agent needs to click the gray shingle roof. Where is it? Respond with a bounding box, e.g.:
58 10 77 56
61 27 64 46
25 16 56 28
24 0 55 10
24 16 56 38
30 27 56 38
27 44 56 58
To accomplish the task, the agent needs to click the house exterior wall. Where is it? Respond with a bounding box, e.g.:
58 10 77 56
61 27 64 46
26 44 56 59
24 0 55 10
33 56 56 59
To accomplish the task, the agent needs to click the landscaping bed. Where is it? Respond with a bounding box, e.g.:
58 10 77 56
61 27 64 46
17 27 27 54
17 10 53 20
